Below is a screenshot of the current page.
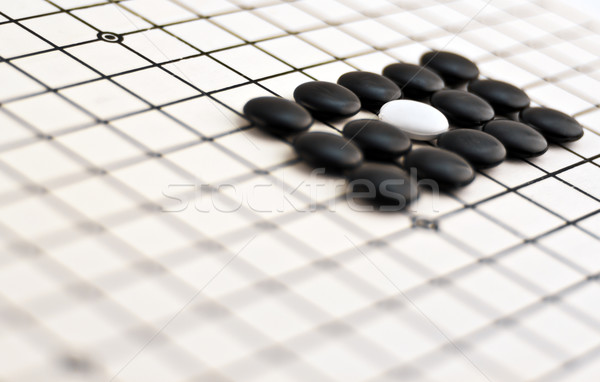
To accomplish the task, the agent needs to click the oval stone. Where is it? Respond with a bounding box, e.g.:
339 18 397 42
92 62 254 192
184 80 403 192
402 147 475 188
337 71 402 113
347 163 418 208
468 79 530 115
243 97 313 135
483 119 548 158
294 81 361 121
379 100 449 141
520 107 584 143
430 90 495 127
382 63 444 100
437 129 506 169
294 131 363 171
343 119 411 161
420 51 479 86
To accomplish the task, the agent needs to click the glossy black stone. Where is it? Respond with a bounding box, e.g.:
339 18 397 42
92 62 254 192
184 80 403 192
430 90 495 127
382 63 445 100
483 119 548 158
294 81 361 121
337 71 402 113
343 119 411 161
520 107 584 143
243 97 313 136
437 129 506 169
347 163 418 208
294 132 363 171
420 51 479 86
402 147 475 188
468 79 530 115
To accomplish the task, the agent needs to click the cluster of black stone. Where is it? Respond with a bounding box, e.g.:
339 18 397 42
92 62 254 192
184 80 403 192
243 51 584 209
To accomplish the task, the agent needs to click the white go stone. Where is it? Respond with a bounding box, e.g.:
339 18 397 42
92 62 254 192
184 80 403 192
379 99 449 140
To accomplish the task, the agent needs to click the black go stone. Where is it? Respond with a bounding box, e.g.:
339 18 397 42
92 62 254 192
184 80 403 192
337 71 402 113
343 119 411 161
243 97 313 136
468 79 530 115
294 131 363 171
430 90 495 128
520 107 584 143
382 63 444 100
402 147 475 189
347 163 418 208
420 51 479 86
437 129 506 169
483 119 548 158
294 81 361 121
